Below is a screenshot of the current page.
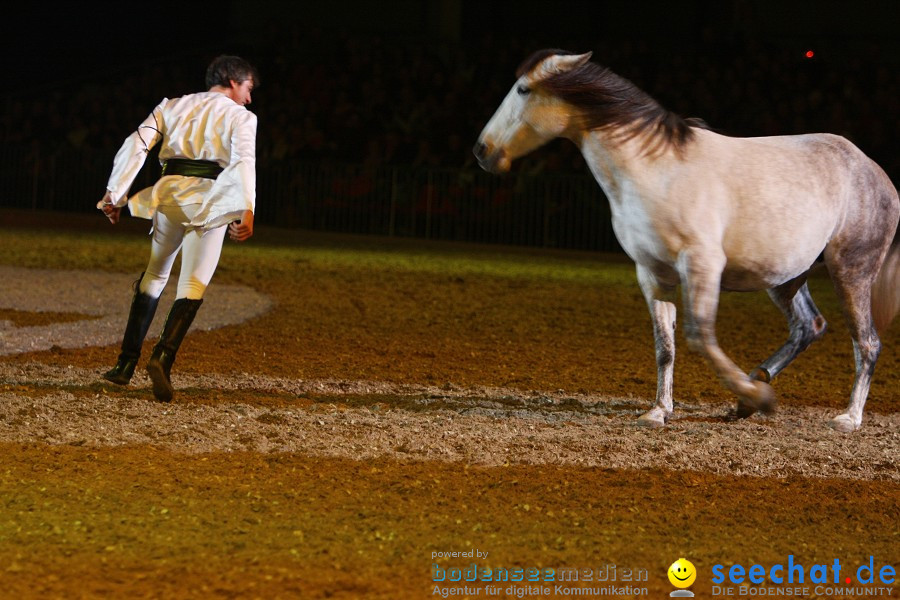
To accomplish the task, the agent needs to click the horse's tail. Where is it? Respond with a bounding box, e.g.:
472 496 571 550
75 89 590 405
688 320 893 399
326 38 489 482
872 233 900 333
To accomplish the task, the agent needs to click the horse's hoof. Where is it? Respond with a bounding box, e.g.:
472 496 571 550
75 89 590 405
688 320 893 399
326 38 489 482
735 399 756 419
754 381 777 415
828 413 859 433
736 381 776 418
637 408 669 428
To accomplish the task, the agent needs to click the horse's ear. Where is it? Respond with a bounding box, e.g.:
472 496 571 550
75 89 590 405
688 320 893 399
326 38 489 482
539 52 592 78
559 52 592 71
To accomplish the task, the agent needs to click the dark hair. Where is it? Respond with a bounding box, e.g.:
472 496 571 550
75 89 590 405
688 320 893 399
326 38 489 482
205 55 260 89
518 49 700 155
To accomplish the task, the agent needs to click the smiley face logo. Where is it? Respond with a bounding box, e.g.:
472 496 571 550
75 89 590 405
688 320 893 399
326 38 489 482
668 558 697 588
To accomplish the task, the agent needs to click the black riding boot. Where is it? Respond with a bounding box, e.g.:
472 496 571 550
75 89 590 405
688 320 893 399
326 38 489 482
146 298 203 402
102 274 160 385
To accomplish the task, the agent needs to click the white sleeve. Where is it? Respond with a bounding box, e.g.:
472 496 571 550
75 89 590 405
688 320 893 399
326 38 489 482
105 99 167 206
224 110 257 213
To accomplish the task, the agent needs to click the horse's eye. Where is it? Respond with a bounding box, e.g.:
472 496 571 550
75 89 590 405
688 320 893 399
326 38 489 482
516 85 531 96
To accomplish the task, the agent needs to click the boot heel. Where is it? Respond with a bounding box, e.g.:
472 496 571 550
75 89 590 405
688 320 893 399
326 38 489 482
147 353 174 402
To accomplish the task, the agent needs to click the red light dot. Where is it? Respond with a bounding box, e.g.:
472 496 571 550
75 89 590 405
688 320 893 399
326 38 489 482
846 577 851 584
805 50 815 58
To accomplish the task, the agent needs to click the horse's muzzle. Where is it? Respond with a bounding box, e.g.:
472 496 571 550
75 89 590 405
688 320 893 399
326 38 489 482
472 140 508 173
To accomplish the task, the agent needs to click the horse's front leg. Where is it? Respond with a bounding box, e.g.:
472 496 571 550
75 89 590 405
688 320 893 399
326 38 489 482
677 250 776 417
635 265 677 427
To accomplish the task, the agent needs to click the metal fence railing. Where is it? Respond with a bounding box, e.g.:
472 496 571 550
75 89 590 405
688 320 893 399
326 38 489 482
0 143 622 252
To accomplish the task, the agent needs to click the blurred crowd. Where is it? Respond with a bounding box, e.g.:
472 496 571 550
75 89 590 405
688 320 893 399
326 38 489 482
3 28 899 183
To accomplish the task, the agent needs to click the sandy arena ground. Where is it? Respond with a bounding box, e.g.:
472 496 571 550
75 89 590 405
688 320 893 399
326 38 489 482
0 213 897 599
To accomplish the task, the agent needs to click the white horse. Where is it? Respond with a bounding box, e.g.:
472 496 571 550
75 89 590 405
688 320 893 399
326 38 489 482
474 49 900 432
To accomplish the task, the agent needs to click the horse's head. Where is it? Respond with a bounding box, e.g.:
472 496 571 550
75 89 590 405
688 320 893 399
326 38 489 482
473 51 592 173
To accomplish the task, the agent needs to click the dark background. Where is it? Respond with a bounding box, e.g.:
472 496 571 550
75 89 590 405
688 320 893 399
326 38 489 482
2 0 899 247
5 1 898 86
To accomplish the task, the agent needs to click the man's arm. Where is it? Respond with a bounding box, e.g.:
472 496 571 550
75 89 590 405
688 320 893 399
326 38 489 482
226 109 257 241
103 100 167 207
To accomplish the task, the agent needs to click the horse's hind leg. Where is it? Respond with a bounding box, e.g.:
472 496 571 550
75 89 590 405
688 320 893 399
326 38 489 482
750 279 827 384
824 251 883 433
677 250 776 417
635 265 677 427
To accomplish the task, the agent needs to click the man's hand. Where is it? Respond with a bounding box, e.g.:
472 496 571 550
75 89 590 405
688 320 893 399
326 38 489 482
97 191 121 224
228 210 254 242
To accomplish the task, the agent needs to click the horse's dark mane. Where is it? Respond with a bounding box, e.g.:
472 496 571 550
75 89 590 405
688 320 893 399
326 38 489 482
517 49 703 153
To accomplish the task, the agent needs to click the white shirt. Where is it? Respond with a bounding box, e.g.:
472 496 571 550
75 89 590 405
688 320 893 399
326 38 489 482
106 91 257 231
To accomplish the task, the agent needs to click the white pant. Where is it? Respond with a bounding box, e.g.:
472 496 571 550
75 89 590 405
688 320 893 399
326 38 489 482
138 204 228 300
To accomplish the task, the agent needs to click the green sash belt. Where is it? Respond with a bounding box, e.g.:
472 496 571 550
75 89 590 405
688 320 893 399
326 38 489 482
161 159 224 179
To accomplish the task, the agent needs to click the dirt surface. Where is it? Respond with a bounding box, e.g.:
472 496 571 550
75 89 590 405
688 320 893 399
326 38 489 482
1 362 899 482
0 212 897 599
